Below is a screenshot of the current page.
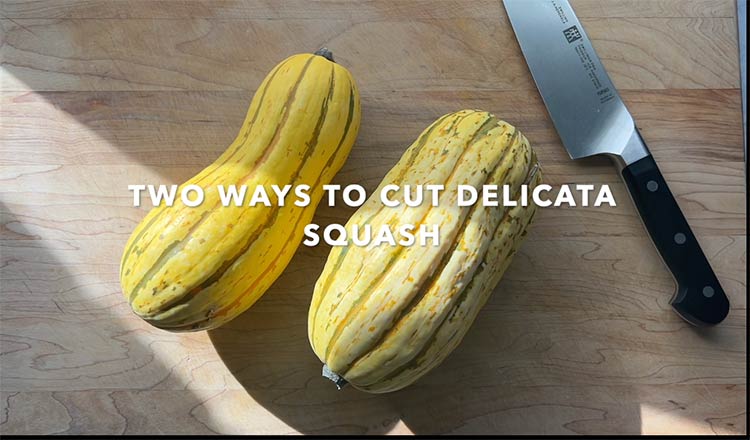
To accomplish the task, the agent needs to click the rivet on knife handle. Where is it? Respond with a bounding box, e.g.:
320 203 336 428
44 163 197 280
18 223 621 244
621 149 730 326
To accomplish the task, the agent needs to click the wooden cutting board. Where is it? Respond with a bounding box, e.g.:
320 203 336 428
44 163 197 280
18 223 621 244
1 0 745 435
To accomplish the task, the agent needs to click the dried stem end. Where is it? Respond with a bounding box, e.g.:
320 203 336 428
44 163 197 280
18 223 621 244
322 364 348 389
314 47 335 62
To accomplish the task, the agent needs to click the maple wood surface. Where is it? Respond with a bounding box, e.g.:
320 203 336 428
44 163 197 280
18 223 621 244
0 0 745 435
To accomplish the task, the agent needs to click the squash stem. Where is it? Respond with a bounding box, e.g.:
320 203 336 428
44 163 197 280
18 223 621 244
322 364 348 389
314 47 335 63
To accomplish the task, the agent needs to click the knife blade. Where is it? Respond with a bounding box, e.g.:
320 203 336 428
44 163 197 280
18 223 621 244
504 0 730 326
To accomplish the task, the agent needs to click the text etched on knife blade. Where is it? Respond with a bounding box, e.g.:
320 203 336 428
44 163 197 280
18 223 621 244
574 44 615 104
551 0 569 24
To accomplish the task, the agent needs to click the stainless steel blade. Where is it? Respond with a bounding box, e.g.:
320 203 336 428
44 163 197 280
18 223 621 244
504 0 649 166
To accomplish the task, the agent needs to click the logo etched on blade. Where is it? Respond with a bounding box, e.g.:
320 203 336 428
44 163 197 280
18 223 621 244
563 25 582 43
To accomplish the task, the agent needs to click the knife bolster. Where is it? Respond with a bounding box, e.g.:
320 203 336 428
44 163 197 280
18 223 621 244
608 128 650 171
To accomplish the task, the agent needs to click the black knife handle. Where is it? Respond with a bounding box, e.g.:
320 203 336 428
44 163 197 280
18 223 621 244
621 155 729 326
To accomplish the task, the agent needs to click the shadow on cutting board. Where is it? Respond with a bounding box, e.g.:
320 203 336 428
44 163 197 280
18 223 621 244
0 203 224 435
207 225 646 435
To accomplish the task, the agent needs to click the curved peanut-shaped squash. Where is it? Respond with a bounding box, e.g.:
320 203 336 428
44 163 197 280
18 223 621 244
121 50 361 331
308 110 540 393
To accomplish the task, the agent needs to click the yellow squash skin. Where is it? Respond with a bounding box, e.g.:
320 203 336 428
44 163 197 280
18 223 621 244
308 110 541 393
121 52 361 331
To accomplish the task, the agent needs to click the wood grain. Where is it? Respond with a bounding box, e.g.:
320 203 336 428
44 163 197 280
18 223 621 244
1 8 740 92
0 0 738 20
0 0 745 435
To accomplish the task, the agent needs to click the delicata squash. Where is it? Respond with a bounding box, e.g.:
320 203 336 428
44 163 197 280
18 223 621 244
120 49 361 331
308 110 541 393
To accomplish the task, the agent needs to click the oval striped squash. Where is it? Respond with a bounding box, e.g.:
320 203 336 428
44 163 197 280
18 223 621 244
308 110 541 393
121 50 361 331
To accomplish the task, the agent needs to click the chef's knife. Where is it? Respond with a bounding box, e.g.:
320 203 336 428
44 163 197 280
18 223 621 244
504 0 730 326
